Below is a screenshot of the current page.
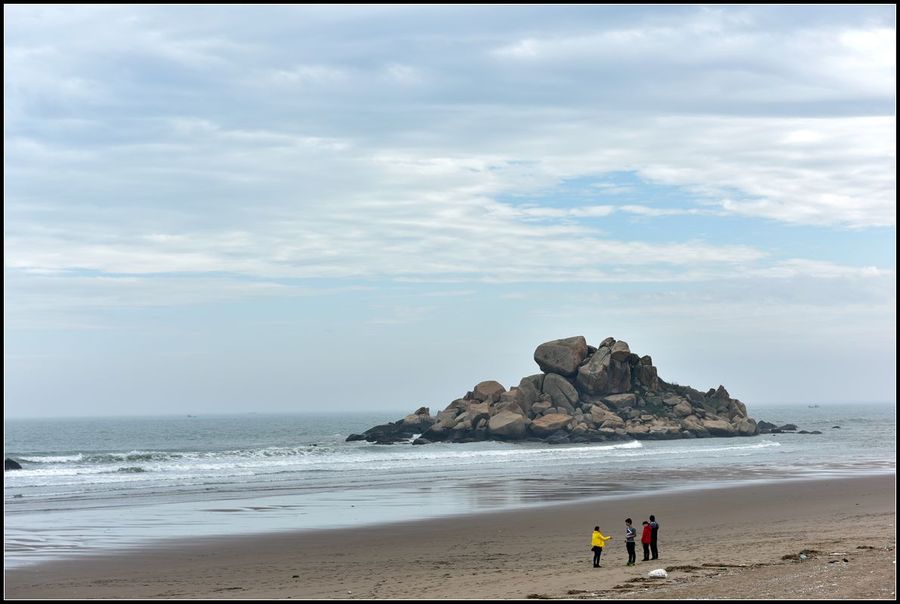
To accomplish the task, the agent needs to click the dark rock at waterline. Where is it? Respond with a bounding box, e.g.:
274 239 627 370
832 426 841 429
346 407 436 444
756 420 778 433
544 429 572 445
5 458 22 470
758 421 817 435
349 335 760 445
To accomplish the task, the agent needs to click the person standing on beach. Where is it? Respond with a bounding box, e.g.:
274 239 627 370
641 520 652 561
649 514 660 560
624 518 637 566
591 526 612 567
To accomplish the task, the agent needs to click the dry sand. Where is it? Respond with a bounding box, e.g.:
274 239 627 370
4 474 895 600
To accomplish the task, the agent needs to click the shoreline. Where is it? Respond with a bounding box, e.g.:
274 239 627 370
4 473 895 599
5 468 893 570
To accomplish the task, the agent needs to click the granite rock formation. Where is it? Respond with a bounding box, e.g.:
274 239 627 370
757 421 818 434
347 336 759 445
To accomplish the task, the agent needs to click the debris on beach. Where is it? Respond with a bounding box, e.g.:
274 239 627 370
782 549 819 561
648 569 668 578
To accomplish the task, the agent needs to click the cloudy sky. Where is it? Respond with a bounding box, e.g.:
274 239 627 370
4 5 895 418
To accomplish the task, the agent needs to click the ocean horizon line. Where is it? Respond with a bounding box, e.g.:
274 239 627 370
5 399 897 421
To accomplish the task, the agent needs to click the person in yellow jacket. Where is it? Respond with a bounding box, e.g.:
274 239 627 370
591 526 612 567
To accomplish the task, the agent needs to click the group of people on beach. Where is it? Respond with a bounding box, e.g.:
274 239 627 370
590 515 659 567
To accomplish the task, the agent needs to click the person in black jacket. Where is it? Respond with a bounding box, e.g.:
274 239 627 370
649 514 660 560
624 518 637 566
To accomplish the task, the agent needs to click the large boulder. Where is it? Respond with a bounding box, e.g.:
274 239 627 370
576 346 612 395
466 401 491 426
542 373 580 412
517 374 545 416
495 388 525 413
673 400 693 417
734 417 758 436
599 415 626 430
435 409 461 428
607 359 632 394
636 364 660 391
473 381 506 403
531 400 553 415
529 413 574 436
625 422 650 437
662 394 684 406
702 418 735 436
402 407 432 426
444 398 469 414
711 385 730 401
589 404 614 424
704 385 732 412
610 340 631 362
757 420 778 433
680 415 705 433
488 410 528 439
727 399 749 420
603 393 636 410
534 336 589 377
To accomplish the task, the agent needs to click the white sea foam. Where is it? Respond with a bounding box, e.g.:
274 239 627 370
6 439 783 485
16 454 86 464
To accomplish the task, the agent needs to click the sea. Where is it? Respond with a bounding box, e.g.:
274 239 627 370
4 402 895 569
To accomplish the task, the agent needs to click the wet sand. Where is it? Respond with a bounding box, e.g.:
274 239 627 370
4 473 895 599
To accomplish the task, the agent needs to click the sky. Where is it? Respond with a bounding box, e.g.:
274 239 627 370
3 5 896 418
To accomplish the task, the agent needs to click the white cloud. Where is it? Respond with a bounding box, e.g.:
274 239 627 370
4 110 894 289
384 63 423 84
265 64 349 85
751 259 894 280
618 205 709 217
490 12 894 102
4 6 895 316
2 5 895 417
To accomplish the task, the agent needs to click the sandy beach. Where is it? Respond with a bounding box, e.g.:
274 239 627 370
4 473 895 600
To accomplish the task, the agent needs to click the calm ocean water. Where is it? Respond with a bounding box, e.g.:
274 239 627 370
4 403 895 568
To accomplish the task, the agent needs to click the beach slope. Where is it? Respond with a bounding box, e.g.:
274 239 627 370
4 474 895 599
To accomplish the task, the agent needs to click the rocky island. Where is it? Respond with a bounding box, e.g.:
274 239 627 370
348 336 758 445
